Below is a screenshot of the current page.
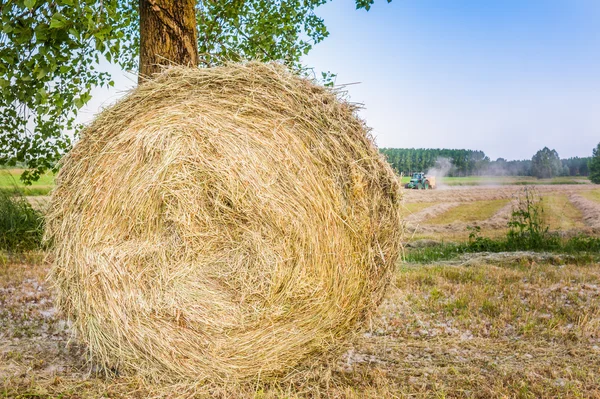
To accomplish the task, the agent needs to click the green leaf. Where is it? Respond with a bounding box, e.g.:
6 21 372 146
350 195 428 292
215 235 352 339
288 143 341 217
24 0 36 9
38 87 48 103
74 93 91 109
36 67 47 79
49 13 68 29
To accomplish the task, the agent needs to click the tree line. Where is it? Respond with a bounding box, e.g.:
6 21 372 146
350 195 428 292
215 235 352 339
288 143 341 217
380 147 594 178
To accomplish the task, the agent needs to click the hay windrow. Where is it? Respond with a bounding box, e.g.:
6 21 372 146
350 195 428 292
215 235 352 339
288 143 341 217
45 62 402 384
405 202 460 224
569 194 600 229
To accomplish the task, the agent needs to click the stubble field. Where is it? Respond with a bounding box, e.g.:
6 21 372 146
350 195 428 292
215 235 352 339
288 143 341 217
1 178 600 398
2 252 600 398
402 184 600 241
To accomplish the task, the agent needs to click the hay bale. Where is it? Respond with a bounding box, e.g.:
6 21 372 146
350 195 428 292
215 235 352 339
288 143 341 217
46 62 402 383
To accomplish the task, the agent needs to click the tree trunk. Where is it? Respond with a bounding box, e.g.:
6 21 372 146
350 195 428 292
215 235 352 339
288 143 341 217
139 0 199 83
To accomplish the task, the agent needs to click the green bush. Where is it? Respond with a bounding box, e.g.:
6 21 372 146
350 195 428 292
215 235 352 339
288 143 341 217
0 189 44 252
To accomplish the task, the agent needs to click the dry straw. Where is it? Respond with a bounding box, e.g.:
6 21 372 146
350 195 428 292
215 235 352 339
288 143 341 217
46 62 402 385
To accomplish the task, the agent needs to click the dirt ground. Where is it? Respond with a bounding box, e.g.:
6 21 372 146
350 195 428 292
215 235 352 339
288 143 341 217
2 252 600 398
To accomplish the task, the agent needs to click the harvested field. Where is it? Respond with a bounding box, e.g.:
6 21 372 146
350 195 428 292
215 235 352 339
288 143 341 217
425 199 509 225
404 202 460 224
3 254 600 398
409 202 515 237
403 184 594 204
542 195 586 230
0 170 54 196
569 194 600 229
403 184 600 240
26 196 50 211
401 201 435 216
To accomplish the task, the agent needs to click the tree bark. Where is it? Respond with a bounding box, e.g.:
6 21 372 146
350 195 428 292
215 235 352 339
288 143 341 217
139 0 199 83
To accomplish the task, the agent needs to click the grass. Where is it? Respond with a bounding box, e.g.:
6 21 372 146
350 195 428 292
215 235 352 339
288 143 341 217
394 259 600 341
0 169 55 196
581 189 600 203
406 187 599 262
400 201 434 216
425 199 508 224
3 255 600 398
404 240 600 264
542 195 586 230
0 189 44 252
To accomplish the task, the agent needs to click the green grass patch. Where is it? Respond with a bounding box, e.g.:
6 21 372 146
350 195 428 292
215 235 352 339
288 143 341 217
0 169 55 196
581 189 600 203
542 195 585 230
404 235 600 264
401 202 434 216
425 199 508 224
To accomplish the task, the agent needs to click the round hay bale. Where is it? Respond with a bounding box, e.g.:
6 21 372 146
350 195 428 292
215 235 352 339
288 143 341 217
46 62 402 383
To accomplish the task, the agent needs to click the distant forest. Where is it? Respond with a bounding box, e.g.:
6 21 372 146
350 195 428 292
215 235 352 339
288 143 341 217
379 148 591 177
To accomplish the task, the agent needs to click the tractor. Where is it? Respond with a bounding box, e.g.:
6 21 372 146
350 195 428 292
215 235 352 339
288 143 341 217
405 172 436 190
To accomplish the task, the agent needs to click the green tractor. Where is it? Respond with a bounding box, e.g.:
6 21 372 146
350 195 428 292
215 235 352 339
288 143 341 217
405 172 436 190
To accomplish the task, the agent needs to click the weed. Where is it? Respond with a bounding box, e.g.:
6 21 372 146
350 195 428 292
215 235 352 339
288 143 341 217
506 187 560 250
444 296 469 315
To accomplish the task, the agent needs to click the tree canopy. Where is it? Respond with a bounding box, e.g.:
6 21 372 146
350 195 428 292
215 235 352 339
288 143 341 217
0 0 389 182
531 147 562 179
379 148 490 177
589 143 600 184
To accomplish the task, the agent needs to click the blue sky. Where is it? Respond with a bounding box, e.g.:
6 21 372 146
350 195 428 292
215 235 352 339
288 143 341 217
80 0 600 161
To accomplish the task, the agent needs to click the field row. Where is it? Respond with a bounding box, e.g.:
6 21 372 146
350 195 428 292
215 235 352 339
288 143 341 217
402 185 600 240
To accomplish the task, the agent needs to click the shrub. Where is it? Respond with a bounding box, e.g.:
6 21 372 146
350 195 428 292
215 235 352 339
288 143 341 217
0 189 44 252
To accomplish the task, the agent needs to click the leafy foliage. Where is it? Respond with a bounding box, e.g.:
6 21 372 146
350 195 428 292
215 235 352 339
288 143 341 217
589 142 600 184
0 0 137 183
531 147 562 179
562 156 590 176
1 0 386 183
196 1 328 67
0 189 44 252
380 148 490 177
